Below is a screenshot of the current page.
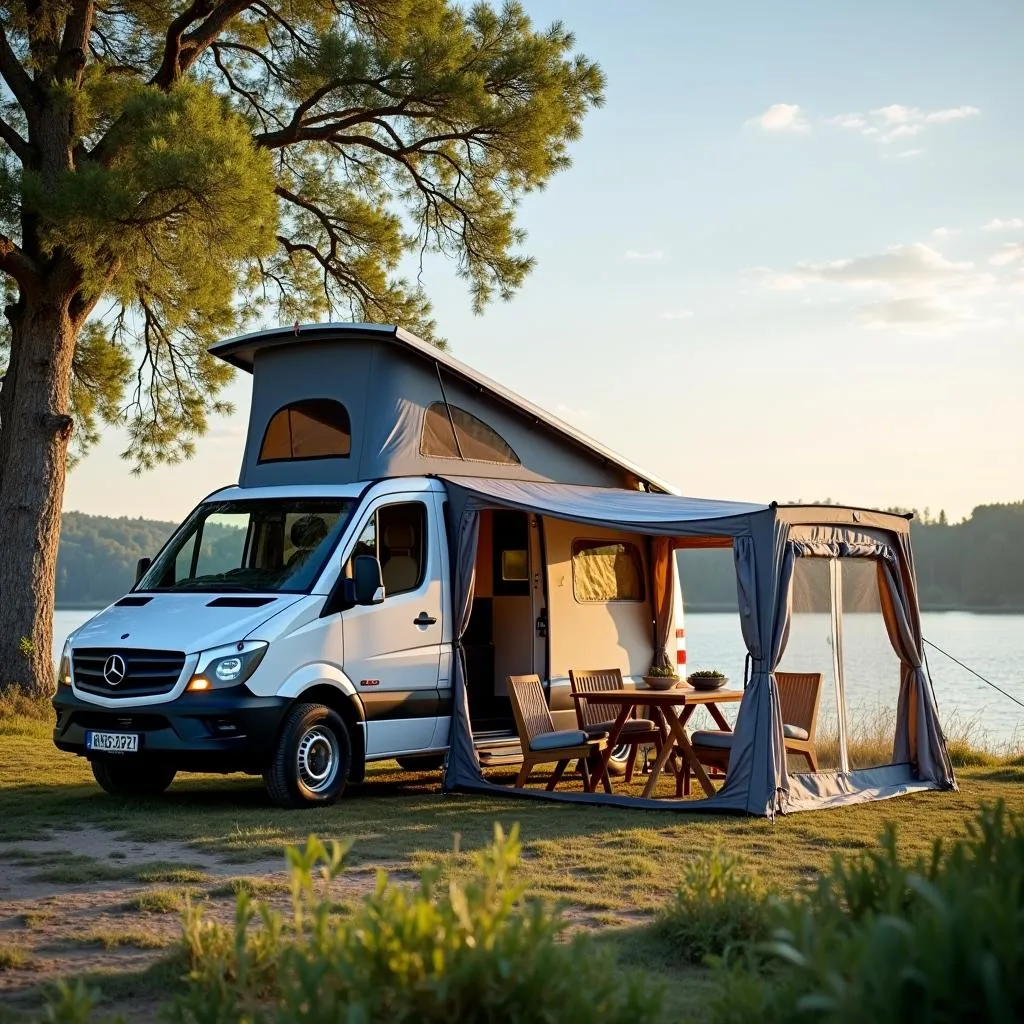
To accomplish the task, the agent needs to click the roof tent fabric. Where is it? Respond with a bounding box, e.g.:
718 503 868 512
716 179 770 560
440 477 956 817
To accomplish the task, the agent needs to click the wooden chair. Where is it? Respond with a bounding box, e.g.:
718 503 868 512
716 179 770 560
569 668 663 783
507 674 608 792
677 671 824 796
777 671 823 771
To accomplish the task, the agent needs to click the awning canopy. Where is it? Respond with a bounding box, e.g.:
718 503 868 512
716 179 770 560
439 477 955 817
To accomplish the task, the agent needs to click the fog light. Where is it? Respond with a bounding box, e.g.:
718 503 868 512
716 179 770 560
187 676 211 692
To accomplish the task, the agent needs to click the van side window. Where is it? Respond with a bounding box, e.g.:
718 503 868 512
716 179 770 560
571 540 645 602
347 502 427 597
259 399 351 461
420 402 520 465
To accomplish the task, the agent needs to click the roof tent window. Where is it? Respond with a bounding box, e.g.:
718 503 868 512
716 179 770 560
572 540 645 602
259 399 351 462
421 402 520 465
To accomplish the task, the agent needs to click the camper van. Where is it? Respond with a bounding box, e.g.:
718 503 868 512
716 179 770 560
52 323 686 808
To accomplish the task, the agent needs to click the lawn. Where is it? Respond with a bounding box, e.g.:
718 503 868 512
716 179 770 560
1 710 1023 1021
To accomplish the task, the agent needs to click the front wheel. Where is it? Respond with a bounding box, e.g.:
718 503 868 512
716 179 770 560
265 703 351 809
91 757 176 798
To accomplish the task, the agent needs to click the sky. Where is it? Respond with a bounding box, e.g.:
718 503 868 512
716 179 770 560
63 0 1024 525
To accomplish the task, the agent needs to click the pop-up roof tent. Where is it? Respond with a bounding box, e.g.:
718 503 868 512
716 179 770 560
211 322 956 816
440 478 957 816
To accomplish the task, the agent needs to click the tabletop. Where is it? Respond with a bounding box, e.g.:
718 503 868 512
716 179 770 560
571 686 744 705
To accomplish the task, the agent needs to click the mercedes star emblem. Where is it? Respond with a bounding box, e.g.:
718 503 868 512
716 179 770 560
103 654 127 687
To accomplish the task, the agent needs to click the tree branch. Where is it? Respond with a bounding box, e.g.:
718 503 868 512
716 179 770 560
0 233 40 288
56 0 95 85
0 23 39 116
151 0 252 88
0 115 32 163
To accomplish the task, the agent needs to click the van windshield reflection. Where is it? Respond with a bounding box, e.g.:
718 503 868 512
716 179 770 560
137 498 355 594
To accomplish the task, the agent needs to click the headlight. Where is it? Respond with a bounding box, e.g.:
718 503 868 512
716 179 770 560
187 642 268 692
56 642 72 689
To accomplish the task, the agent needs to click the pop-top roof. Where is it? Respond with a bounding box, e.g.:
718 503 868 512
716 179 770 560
210 322 678 494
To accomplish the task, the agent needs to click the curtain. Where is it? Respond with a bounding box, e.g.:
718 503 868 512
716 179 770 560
718 524 795 816
877 535 956 788
440 506 482 791
651 537 674 671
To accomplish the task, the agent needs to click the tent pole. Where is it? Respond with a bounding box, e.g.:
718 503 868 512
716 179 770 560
829 559 850 772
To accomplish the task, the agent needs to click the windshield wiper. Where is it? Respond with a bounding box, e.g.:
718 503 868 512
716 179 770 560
166 578 260 593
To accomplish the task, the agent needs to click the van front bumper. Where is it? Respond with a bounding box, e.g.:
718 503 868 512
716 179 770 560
52 686 289 773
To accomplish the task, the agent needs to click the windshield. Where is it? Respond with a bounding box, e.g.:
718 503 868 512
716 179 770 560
138 498 356 594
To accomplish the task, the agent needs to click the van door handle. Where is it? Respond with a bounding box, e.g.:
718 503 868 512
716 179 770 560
413 612 437 627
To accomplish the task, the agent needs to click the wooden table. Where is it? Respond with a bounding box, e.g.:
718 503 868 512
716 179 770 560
571 686 744 798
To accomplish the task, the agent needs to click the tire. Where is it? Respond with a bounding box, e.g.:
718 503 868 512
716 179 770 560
607 744 631 777
395 754 446 772
264 703 351 809
91 757 176 798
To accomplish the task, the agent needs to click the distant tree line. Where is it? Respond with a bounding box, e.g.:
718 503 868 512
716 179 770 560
680 502 1024 613
56 503 1024 611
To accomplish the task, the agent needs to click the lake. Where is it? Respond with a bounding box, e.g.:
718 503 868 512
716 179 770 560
52 609 1024 749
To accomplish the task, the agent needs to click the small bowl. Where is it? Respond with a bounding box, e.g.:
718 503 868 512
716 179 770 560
688 674 728 691
643 675 680 691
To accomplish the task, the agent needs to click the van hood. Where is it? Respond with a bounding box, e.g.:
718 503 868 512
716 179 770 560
68 593 306 654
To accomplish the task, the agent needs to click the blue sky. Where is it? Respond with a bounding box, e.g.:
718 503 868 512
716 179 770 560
64 0 1024 524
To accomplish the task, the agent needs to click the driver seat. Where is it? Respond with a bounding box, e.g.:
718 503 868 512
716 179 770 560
381 522 419 592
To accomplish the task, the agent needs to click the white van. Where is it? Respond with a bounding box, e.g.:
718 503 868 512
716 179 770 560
53 324 685 807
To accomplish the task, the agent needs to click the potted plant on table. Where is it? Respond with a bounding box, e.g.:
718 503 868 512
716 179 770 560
643 664 680 690
687 668 728 691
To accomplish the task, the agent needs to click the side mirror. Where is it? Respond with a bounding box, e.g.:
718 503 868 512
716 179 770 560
352 555 385 605
135 557 152 584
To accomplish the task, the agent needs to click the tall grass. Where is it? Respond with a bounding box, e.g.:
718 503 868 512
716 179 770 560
0 685 53 737
808 702 1024 772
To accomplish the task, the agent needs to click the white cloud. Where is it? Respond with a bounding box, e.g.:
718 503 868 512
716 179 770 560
930 227 959 239
828 103 979 144
896 148 924 158
924 105 981 123
624 249 663 261
660 309 693 320
989 243 1024 267
858 297 972 331
984 217 1024 231
756 242 999 334
761 243 987 293
749 103 810 133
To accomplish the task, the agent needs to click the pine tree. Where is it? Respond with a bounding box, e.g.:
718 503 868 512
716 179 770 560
0 0 604 693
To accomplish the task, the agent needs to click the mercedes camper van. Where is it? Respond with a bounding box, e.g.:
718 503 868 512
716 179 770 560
53 324 686 807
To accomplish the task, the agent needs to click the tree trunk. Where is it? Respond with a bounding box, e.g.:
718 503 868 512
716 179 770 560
0 292 78 696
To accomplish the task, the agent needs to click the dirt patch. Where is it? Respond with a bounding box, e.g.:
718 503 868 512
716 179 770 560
0 825 386 1018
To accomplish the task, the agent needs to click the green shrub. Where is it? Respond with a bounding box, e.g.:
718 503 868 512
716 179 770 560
169 824 662 1023
709 801 1024 1023
654 847 772 964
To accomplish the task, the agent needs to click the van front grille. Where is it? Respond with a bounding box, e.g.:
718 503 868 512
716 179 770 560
72 648 186 698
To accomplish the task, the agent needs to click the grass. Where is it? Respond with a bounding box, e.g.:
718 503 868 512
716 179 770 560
19 910 54 930
28 854 137 885
129 889 191 914
134 863 211 885
0 945 30 971
3 704 1024 1020
210 875 281 899
72 929 171 951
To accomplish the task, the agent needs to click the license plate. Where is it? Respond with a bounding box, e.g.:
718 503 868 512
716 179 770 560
86 731 140 753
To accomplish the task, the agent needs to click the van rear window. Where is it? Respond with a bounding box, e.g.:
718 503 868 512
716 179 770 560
571 540 645 602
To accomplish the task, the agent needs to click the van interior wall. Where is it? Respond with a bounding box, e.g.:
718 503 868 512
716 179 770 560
544 517 655 728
